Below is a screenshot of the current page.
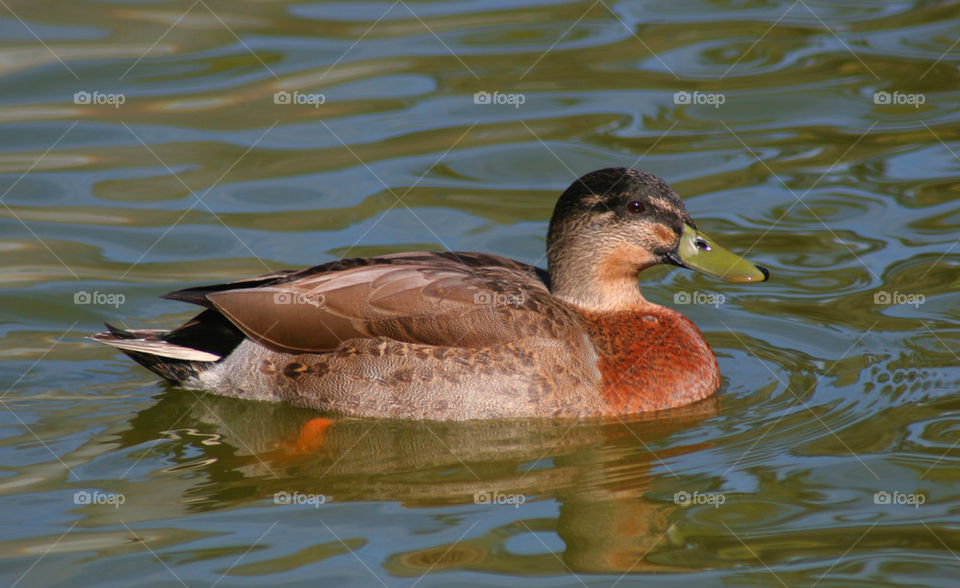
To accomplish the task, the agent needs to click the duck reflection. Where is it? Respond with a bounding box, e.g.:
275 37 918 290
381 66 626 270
119 390 719 574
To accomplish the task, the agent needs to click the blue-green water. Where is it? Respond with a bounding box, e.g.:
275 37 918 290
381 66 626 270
2 0 960 585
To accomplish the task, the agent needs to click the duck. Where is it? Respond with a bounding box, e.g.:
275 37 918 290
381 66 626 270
94 167 768 420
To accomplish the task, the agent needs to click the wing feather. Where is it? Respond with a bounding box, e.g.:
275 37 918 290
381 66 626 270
187 253 566 354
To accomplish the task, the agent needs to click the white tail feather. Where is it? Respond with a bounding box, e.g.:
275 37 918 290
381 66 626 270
92 334 221 362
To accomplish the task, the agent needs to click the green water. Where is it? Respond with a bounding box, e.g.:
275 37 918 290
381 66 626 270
2 0 959 585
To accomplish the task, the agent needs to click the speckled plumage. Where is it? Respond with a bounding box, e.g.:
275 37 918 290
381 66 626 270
93 167 766 420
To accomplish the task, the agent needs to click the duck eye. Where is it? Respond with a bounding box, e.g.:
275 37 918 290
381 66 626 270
627 201 644 213
695 237 711 252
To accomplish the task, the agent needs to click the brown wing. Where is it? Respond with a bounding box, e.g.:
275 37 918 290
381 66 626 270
167 252 575 354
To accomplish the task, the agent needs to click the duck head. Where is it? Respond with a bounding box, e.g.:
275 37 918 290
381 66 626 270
546 167 768 311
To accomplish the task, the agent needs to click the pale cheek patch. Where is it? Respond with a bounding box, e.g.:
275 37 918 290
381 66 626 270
652 224 677 248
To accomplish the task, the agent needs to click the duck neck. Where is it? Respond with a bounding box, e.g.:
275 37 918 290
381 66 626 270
547 237 654 313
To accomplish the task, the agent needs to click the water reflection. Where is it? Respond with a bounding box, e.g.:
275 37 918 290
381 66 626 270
116 389 719 573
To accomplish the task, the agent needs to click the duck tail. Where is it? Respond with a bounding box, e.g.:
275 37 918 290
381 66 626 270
92 308 247 385
91 323 220 386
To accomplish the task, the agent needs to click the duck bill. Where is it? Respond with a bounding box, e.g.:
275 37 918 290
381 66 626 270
666 224 769 283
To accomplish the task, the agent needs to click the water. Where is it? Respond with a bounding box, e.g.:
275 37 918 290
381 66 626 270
2 0 959 585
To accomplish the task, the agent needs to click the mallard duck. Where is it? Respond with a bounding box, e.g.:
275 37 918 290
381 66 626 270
94 167 768 420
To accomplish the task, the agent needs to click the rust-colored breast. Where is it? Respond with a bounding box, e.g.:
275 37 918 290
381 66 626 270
581 306 721 414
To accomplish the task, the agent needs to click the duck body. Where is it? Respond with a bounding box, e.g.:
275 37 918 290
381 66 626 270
95 168 765 420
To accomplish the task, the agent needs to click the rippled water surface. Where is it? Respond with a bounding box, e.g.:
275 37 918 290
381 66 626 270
2 0 960 585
